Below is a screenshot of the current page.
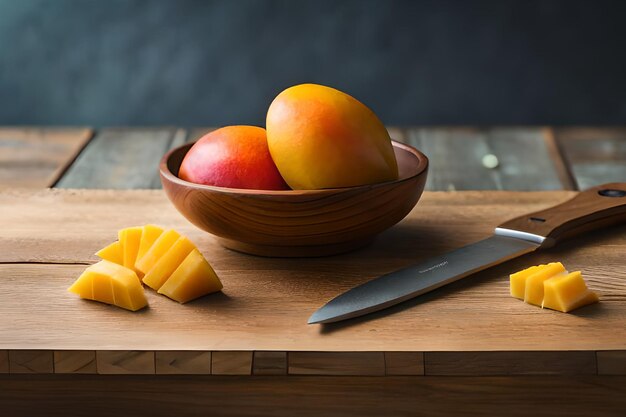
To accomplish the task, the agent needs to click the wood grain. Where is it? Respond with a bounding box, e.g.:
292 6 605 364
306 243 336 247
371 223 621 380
155 351 211 374
0 189 625 355
385 352 424 375
9 350 54 373
405 127 564 190
96 351 155 374
253 351 287 375
425 351 596 376
55 128 177 189
555 128 626 190
211 351 252 375
160 141 428 256
0 350 8 373
2 375 625 417
53 351 96 374
0 127 92 189
597 351 626 375
289 352 385 375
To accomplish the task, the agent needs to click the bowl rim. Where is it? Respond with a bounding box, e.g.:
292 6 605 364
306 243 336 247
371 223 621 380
160 139 429 196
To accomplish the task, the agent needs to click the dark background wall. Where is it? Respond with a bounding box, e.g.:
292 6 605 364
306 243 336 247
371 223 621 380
1 0 625 127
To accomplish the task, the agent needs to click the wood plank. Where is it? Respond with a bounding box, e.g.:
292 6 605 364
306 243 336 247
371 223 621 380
0 350 8 373
55 128 176 189
211 351 252 375
253 351 287 375
0 127 92 189
597 351 626 375
555 128 626 190
0 189 625 355
425 351 596 376
1 375 625 417
9 350 53 374
405 127 564 190
289 352 385 375
385 352 424 375
97 351 155 374
155 351 212 374
53 350 96 374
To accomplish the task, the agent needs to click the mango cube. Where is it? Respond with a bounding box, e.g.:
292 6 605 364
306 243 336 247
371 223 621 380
118 226 143 275
95 241 123 265
524 262 566 306
158 249 223 303
68 260 147 311
542 271 599 312
142 236 196 291
510 264 546 299
136 224 164 262
135 229 180 274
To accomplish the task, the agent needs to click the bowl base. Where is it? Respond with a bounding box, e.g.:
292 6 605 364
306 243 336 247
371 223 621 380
216 238 374 257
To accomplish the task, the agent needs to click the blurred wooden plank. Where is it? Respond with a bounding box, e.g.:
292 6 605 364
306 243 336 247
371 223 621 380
425 351 596 376
3 375 625 417
253 352 287 375
542 128 578 190
597 351 626 375
289 352 385 376
155 351 212 374
97 351 155 374
0 351 8 373
55 128 176 189
180 127 216 145
211 351 252 375
53 350 96 374
385 352 424 375
405 127 564 190
0 127 92 189
554 128 626 190
9 350 53 374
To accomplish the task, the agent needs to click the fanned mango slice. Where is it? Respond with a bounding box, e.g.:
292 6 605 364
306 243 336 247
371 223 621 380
158 249 223 303
135 229 180 274
524 262 566 306
95 241 123 265
119 227 143 276
68 260 147 311
510 264 546 299
142 236 196 291
542 271 599 313
136 225 164 262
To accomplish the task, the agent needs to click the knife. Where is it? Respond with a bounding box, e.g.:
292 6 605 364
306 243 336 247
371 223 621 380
308 183 626 324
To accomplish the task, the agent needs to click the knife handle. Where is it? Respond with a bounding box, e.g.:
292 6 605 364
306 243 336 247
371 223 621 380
496 182 626 248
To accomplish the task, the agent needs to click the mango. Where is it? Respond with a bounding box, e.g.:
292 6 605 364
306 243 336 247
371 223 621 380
158 249 223 303
542 271 599 313
142 236 196 291
266 83 399 190
68 260 147 311
95 241 123 265
135 229 181 275
178 126 289 190
524 262 566 306
136 225 164 262
118 226 143 276
509 264 546 299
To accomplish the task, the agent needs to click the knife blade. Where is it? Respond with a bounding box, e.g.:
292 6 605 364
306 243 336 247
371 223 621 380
308 183 626 325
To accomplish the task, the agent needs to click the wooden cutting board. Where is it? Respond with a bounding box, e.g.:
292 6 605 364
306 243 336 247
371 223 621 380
1 189 625 376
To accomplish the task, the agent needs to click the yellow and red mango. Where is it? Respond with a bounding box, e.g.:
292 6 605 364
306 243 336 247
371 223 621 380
266 83 398 190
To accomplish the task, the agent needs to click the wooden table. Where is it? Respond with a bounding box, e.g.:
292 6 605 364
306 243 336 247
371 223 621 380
1 127 625 416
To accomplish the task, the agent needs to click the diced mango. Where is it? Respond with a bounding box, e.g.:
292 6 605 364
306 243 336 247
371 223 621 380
68 260 147 311
158 249 223 303
542 271 599 312
142 236 196 290
95 241 123 265
524 262 566 306
135 229 180 274
510 264 547 299
136 224 164 263
119 227 143 275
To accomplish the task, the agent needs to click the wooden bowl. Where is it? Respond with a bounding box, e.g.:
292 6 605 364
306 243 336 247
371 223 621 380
160 141 428 257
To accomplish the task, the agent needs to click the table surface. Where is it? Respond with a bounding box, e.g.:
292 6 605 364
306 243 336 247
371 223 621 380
1 126 625 416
